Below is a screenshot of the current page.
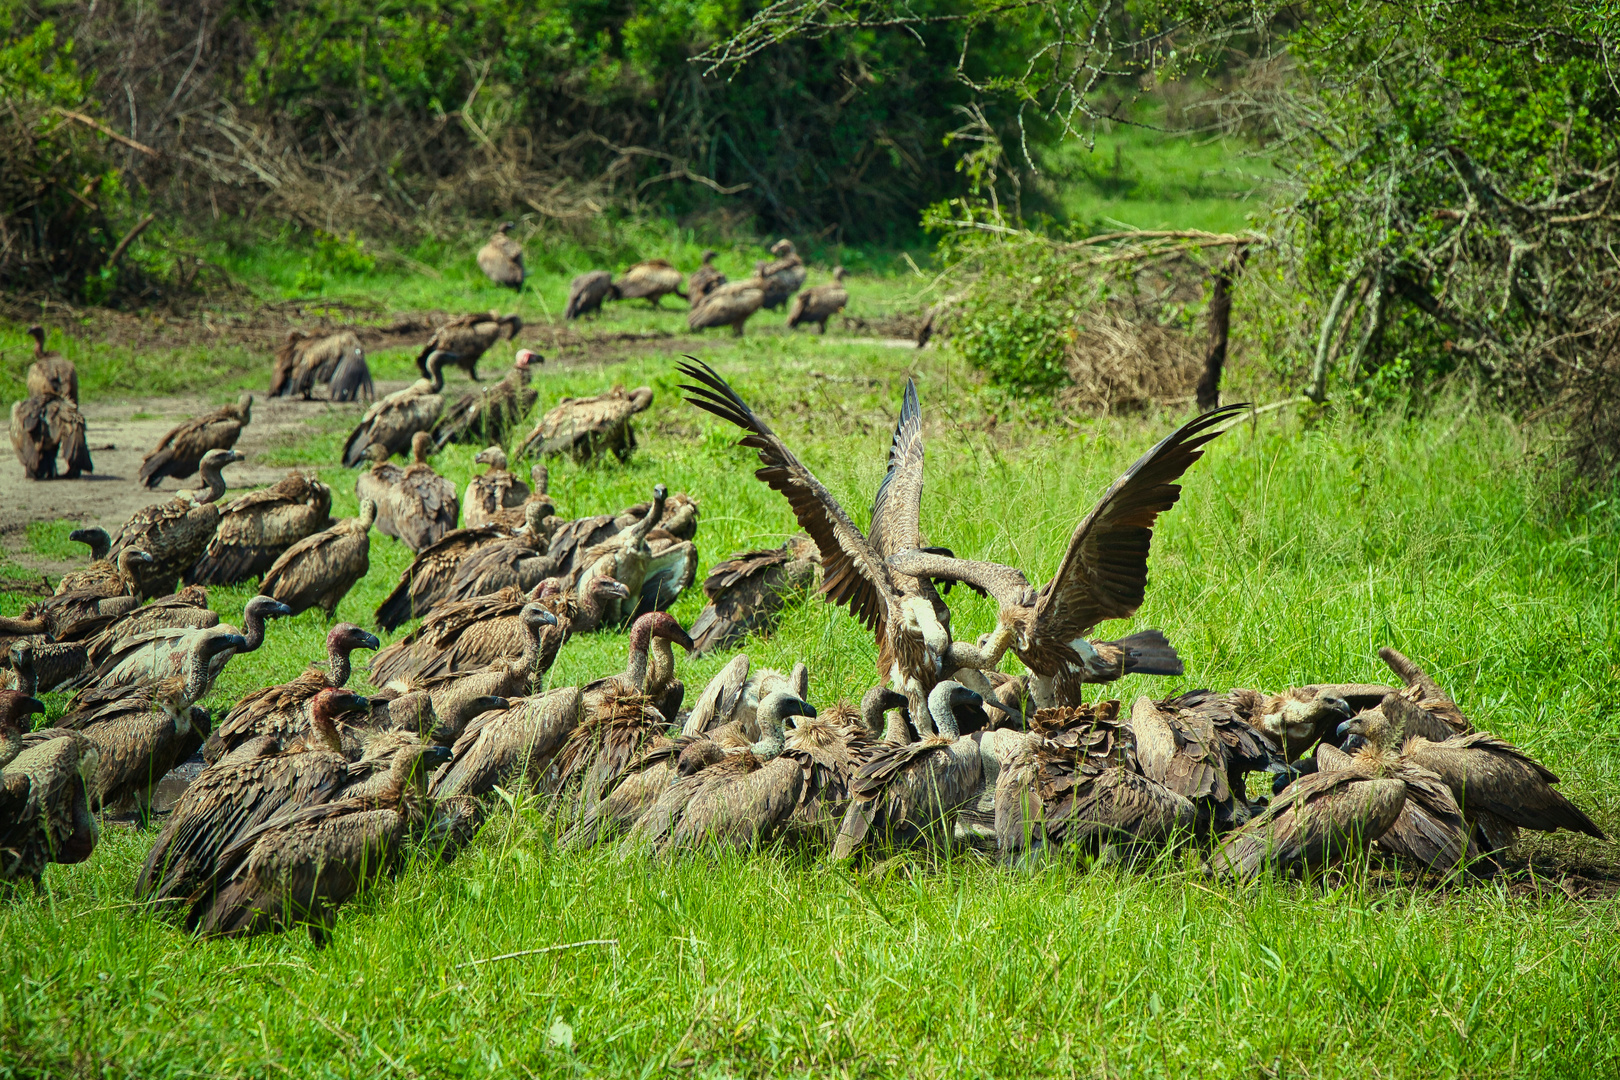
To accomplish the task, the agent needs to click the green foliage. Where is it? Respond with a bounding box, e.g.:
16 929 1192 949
941 234 1088 390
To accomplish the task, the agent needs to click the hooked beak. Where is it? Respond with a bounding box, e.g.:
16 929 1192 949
1335 718 1354 741
981 696 1018 717
19 696 45 718
356 630 381 651
423 745 455 767
137 551 156 564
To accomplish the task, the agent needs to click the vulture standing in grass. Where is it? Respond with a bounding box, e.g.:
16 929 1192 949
284 331 364 400
461 446 531 528
385 605 557 738
565 271 615 319
137 687 371 906
341 351 450 467
358 433 457 553
613 260 685 307
443 502 556 602
113 449 241 597
10 391 91 481
522 384 654 462
25 326 77 403
184 740 448 942
680 361 957 725
759 240 807 310
785 267 848 334
687 250 724 307
492 465 555 529
687 277 765 336
478 223 526 290
328 346 375 403
188 471 332 586
58 526 111 578
203 624 380 764
429 685 585 800
415 312 523 382
1126 694 1281 836
690 535 820 655
138 394 252 489
2 708 100 886
76 595 291 694
371 514 526 633
432 349 539 450
888 404 1249 709
261 500 376 619
55 538 147 599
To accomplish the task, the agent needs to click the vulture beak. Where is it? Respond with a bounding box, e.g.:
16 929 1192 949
137 551 156 564
1342 734 1369 752
1335 718 1354 741
268 601 295 618
356 630 381 651
19 696 45 718
795 701 818 720
981 696 1018 717
422 745 455 767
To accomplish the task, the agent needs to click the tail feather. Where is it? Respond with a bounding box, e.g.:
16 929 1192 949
374 581 415 633
138 449 173 487
1106 629 1182 678
187 544 283 587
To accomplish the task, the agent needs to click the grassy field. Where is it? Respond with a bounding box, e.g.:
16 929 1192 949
1 311 1619 1075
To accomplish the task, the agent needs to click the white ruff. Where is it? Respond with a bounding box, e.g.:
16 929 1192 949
900 595 950 663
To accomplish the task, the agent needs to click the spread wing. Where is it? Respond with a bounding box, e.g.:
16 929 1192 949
678 358 891 632
867 378 924 559
1034 403 1245 639
884 551 1031 610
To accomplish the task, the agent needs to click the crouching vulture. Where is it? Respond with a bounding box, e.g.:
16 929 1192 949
416 311 523 383
430 686 585 800
188 471 333 586
0 691 99 885
341 351 450 467
53 543 149 603
371 511 526 634
689 535 820 655
785 267 848 334
477 223 526 290
522 384 654 462
138 394 252 489
270 331 363 399
565 271 615 319
433 349 539 450
613 260 684 307
261 500 376 619
357 433 458 552
461 446 531 528
113 448 241 597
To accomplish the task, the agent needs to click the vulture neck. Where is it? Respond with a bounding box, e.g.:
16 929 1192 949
327 638 354 688
0 616 46 637
194 462 229 504
239 609 270 653
623 622 654 691
116 550 145 594
624 493 665 549
518 619 543 680
646 637 676 697
858 688 893 738
181 646 213 708
0 726 22 770
882 707 912 745
928 685 962 740
11 654 36 697
83 532 111 561
748 713 787 760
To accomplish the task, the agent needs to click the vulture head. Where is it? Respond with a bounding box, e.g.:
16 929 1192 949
770 239 795 257
411 431 434 464
1336 705 1401 754
926 680 995 740
328 622 381 657
310 688 371 748
628 610 694 655
700 249 717 264
473 445 508 471
235 393 254 421
357 499 379 530
1257 687 1356 754
519 603 560 634
514 348 542 373
365 443 392 465
0 689 45 732
531 463 548 493
68 526 112 560
497 222 515 235
831 266 847 281
588 576 632 604
26 325 45 355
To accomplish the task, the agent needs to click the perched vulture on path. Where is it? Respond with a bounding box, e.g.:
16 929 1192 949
759 240 807 310
361 432 458 553
689 535 821 656
341 352 449 467
10 394 91 480
25 326 78 403
688 276 766 336
138 393 253 489
273 331 363 400
461 446 531 529
478 223 526 290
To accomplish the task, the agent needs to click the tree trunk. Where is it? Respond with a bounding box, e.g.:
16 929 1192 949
1195 246 1251 411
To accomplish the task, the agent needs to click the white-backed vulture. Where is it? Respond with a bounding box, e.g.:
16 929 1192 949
785 267 848 333
444 502 556 602
53 543 149 601
10 392 92 480
429 685 585 800
683 654 809 742
74 595 291 696
461 446 531 529
261 500 376 619
1239 684 1389 762
1309 741 1481 875
329 346 375 403
690 534 820 655
286 331 364 400
477 223 526 290
888 404 1249 707
1204 766 1409 883
360 432 458 553
79 586 218 672
432 349 540 450
188 471 333 586
688 278 765 336
565 271 615 319
687 250 724 308
759 239 807 309
546 488 696 577
25 325 78 403
414 311 523 382
371 515 525 633
203 624 380 764
522 385 654 462
137 687 369 906
680 361 955 725
566 484 669 625
0 692 98 885
63 525 111 566
138 394 252 489
389 606 558 742
341 351 449 467
112 449 241 596
613 260 685 307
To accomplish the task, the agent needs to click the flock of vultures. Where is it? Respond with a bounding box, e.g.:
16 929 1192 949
0 242 1607 945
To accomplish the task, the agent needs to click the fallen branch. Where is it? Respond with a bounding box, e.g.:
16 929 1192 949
106 214 156 267
455 938 618 970
50 109 159 157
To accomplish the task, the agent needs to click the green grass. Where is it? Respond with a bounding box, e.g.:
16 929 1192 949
1 328 1619 1075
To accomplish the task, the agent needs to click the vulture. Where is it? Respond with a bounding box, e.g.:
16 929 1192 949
888 403 1250 708
25 571 147 648
10 392 91 480
461 446 531 528
414 311 523 382
184 740 450 942
687 250 725 307
385 605 558 738
760 239 807 309
80 586 219 672
341 351 449 467
137 394 252 489
832 682 1013 859
62 525 111 568
261 500 376 619
328 346 375 403
429 686 585 800
522 384 653 463
359 432 458 553
1240 684 1393 763
25 325 78 403
785 267 848 334
492 465 555 528
188 471 333 586
477 223 526 290
689 534 821 655
54 541 149 600
1 695 99 886
432 349 540 450
613 260 685 307
74 595 291 695
112 448 242 597
1302 741 1482 875
547 488 697 577
138 687 369 905
565 483 671 625
688 277 765 336
683 655 808 741
565 271 616 319
443 502 556 603
680 361 956 724
279 331 364 400
202 624 380 764
50 632 247 814
371 514 526 633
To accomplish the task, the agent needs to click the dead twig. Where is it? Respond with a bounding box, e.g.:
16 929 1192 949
455 938 618 970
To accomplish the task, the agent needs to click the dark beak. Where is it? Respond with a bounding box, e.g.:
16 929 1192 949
423 745 455 767
982 696 1018 716
1335 719 1354 740
138 551 156 563
20 696 45 717
797 701 817 720
1342 734 1369 752
270 601 294 618
358 631 381 651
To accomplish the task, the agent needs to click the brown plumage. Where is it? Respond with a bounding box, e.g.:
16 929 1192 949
565 271 616 319
112 449 241 596
522 385 654 462
261 500 376 619
270 330 363 399
138 394 252 489
477 223 526 290
1312 742 1481 875
52 543 149 602
74 595 290 696
10 392 92 480
429 686 584 800
687 250 725 308
688 277 765 336
690 534 820 655
202 625 380 764
444 502 557 603
565 484 670 626
25 326 78 403
80 586 218 672
1241 684 1388 760
461 446 532 528
681 362 953 725
390 605 558 743
329 345 375 403
546 489 697 578
785 267 848 333
188 471 333 586
371 515 525 633
415 311 523 382
759 239 807 310
433 349 540 451
137 687 369 906
0 692 98 885
890 405 1249 707
613 259 685 307
358 433 458 553
1127 693 1280 836
371 577 566 686
341 352 448 467
491 464 556 529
